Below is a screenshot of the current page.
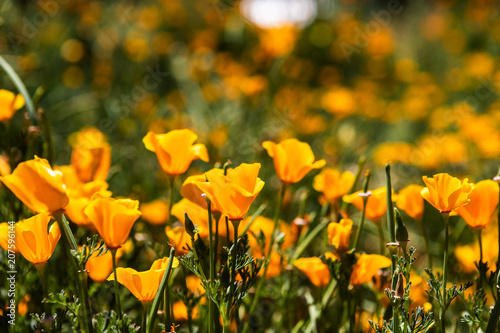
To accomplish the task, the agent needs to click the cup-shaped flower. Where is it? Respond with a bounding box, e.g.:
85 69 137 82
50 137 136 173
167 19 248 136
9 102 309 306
139 199 169 225
455 180 499 229
327 218 353 252
143 129 209 176
65 180 112 227
350 254 391 285
171 198 213 238
180 173 221 211
262 138 326 184
195 163 265 221
421 173 474 213
165 225 190 255
107 257 179 303
69 127 111 183
0 223 17 252
86 248 123 283
396 185 425 220
0 89 24 122
84 194 141 249
15 213 61 265
343 187 390 222
313 168 355 202
1 156 69 214
293 257 330 287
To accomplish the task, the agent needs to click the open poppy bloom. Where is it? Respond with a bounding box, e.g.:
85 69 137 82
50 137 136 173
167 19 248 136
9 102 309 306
293 257 331 287
143 129 209 176
0 89 25 122
180 173 221 211
421 173 474 213
84 194 141 249
327 218 353 252
1 156 69 214
350 254 391 285
86 247 123 283
343 187 391 222
15 213 61 265
455 179 498 229
69 127 111 183
313 168 355 202
171 198 212 238
65 180 112 227
140 199 170 225
165 225 191 255
396 185 425 220
108 257 179 303
262 138 326 184
195 163 265 221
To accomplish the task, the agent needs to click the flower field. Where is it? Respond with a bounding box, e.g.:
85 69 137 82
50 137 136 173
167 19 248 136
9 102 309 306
1 0 500 332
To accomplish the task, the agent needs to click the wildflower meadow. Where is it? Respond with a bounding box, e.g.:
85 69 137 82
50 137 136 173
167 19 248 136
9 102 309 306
1 0 500 332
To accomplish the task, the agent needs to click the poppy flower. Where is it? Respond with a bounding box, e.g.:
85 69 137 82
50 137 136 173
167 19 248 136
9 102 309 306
69 127 111 183
327 218 353 252
15 213 61 265
343 187 391 222
396 185 425 220
0 222 17 252
313 168 355 202
350 254 391 285
140 199 169 225
165 225 190 255
455 180 498 229
171 198 212 238
85 248 123 283
421 173 474 213
108 257 179 303
0 153 11 176
0 89 24 122
173 301 200 321
65 180 112 227
84 194 141 249
143 129 209 176
180 173 221 211
262 138 326 184
293 257 331 287
195 163 265 221
1 156 69 214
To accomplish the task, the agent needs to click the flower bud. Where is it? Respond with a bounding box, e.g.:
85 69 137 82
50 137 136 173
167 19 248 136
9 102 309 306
184 212 196 238
395 208 409 244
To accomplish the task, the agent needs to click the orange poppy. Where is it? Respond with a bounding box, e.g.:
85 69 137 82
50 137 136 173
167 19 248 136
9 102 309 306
171 198 212 238
396 185 425 220
180 173 221 211
0 222 17 252
313 168 355 202
327 218 353 252
262 138 326 184
140 199 170 225
0 89 24 122
421 173 474 213
85 248 123 283
343 187 391 222
455 180 499 229
350 254 391 285
293 257 331 287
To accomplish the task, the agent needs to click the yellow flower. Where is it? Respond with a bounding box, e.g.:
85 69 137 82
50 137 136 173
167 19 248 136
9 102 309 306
108 257 179 302
293 257 331 287
350 254 391 285
327 218 353 252
421 173 474 213
396 185 425 220
1 156 69 214
65 180 112 227
69 127 111 183
15 213 61 265
0 89 25 122
171 198 212 238
140 199 169 225
86 248 123 283
84 194 141 249
262 138 326 184
455 180 499 229
343 187 391 222
165 225 191 255
313 168 355 202
0 222 17 252
143 129 209 176
195 163 265 221
180 172 222 211
0 153 11 176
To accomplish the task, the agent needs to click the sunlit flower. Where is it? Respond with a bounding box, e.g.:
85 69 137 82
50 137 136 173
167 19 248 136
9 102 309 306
172 301 200 321
396 185 425 220
0 89 25 122
327 218 353 252
343 187 391 222
313 168 355 202
140 199 169 225
350 254 391 285
0 222 17 252
262 138 325 184
1 156 69 214
84 194 141 249
165 225 190 255
143 129 209 176
65 180 112 227
108 257 179 302
195 163 264 221
85 248 123 283
293 257 331 287
69 127 111 183
15 213 61 265
455 180 499 229
421 173 474 213
171 198 212 238
180 172 222 211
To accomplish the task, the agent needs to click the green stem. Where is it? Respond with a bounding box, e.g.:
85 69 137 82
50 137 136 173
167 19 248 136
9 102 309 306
353 172 371 250
147 248 176 333
376 222 385 255
477 229 484 291
441 213 450 333
385 164 396 243
486 292 500 333
243 182 286 333
142 302 149 333
207 198 216 333
341 156 366 216
111 249 123 328
229 219 240 306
